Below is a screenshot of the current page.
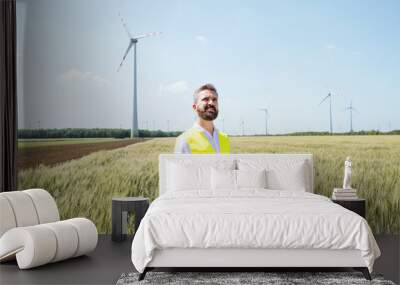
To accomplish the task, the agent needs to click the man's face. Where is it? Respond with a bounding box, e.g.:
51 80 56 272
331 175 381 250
193 90 219 121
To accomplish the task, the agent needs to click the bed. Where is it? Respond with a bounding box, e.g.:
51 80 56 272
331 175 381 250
131 154 380 280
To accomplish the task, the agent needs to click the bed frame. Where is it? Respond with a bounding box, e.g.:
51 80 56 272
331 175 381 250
138 154 372 280
141 248 370 280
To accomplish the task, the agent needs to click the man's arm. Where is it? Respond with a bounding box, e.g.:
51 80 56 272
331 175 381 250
174 136 191 153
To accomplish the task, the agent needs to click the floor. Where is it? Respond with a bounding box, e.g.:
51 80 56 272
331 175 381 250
0 235 135 285
0 234 398 285
374 234 400 284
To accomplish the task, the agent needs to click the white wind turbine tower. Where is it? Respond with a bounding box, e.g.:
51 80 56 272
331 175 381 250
319 92 335 134
241 118 245 136
345 100 357 133
259 108 269 136
117 13 161 138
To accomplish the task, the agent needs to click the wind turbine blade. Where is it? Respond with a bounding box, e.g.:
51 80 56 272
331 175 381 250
119 12 133 39
117 41 134 72
133 32 162 40
318 94 330 105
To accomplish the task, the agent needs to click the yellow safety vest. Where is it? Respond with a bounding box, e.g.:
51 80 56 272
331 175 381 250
182 127 230 154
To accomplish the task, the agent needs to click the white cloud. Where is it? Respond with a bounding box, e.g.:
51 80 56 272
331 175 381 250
195 35 208 43
160 80 190 96
325 44 336 50
58 69 110 87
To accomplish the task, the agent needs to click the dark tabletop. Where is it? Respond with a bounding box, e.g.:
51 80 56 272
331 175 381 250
112 197 149 202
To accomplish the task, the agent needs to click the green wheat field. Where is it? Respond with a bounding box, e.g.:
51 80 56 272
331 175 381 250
17 136 400 234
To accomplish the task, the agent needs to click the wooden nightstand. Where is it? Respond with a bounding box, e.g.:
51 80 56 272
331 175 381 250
332 198 366 218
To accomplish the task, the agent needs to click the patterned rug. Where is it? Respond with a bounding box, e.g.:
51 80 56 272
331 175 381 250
116 271 396 285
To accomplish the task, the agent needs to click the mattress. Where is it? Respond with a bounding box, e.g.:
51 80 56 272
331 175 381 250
131 190 380 273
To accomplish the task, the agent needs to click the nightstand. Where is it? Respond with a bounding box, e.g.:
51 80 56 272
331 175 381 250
112 197 150 242
332 198 366 218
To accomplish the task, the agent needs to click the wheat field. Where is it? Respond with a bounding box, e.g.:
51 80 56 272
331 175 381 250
17 136 400 234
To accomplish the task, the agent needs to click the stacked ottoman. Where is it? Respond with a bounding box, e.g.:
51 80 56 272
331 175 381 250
0 189 98 269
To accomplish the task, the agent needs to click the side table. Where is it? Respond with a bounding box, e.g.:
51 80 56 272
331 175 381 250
112 197 150 242
332 198 366 218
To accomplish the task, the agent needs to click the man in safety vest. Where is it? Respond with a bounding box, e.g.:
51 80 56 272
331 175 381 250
174 83 230 154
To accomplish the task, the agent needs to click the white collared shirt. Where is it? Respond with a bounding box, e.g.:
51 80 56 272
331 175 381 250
174 122 220 153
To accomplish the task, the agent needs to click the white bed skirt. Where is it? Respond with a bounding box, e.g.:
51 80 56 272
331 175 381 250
147 248 366 268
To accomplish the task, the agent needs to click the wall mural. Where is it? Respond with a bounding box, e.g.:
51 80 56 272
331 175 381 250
16 0 400 234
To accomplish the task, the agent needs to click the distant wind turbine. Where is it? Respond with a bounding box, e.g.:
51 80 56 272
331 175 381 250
319 92 335 134
117 13 161 138
345 101 357 133
259 108 269 136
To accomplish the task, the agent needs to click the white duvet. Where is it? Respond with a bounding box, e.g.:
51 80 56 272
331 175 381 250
131 190 380 273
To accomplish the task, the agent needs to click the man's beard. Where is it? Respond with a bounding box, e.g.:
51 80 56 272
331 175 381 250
197 105 218 121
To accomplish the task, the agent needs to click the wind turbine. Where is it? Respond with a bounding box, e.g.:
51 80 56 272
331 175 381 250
117 13 161 138
259 108 269 136
345 101 357 133
241 118 245 136
319 92 334 134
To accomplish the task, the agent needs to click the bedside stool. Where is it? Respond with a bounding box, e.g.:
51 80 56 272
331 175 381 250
332 198 366 218
112 197 149 242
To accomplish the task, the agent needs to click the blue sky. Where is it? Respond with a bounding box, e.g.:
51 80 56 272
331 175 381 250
17 0 400 134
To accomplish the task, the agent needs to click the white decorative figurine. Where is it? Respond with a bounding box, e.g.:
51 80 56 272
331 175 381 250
343 156 352 189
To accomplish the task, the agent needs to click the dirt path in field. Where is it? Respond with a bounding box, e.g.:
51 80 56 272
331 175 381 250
17 138 149 170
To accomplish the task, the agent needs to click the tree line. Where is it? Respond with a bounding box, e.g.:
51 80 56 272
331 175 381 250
279 130 400 136
18 128 399 139
18 128 182 139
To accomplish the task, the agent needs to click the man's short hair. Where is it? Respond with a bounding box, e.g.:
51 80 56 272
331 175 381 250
193 83 218 103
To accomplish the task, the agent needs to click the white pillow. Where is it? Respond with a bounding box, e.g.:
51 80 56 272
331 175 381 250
167 162 208 191
237 159 309 191
236 169 267 189
211 168 268 190
266 162 307 191
211 168 236 190
167 160 235 192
